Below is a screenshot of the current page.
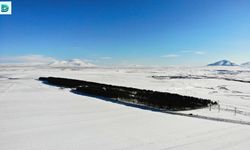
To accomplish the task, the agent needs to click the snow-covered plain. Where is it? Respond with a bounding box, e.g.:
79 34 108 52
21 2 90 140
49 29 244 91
1 65 250 150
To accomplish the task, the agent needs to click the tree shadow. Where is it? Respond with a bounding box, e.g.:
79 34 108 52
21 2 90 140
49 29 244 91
71 89 164 113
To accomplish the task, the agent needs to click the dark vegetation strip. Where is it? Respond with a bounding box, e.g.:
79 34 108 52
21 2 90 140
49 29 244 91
39 77 217 111
152 75 250 83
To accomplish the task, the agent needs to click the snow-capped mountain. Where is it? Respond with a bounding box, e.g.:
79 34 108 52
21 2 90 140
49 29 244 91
241 62 250 67
207 60 238 66
48 59 96 67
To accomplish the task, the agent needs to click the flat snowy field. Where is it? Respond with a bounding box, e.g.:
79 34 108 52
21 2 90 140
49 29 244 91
1 65 250 150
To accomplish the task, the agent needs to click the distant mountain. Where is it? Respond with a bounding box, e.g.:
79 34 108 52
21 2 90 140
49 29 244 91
207 60 238 66
48 59 96 67
241 62 250 67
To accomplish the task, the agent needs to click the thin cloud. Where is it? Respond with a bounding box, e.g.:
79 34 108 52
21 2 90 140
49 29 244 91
0 55 56 64
161 54 180 58
180 50 206 55
194 51 206 55
100 57 112 60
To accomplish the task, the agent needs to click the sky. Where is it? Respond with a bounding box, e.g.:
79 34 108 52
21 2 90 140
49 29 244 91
0 0 250 66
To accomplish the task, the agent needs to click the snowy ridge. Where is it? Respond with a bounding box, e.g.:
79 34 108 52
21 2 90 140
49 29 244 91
207 60 238 66
241 62 250 67
48 59 96 67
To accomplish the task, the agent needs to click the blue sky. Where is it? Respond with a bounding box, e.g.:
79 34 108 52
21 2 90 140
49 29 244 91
0 0 250 66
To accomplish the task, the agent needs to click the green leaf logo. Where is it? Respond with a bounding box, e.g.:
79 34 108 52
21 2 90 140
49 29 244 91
1 4 9 12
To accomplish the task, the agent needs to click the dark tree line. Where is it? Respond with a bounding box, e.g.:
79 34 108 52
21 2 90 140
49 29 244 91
39 77 217 111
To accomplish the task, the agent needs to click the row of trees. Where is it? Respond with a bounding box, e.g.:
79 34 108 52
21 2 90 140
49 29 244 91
39 77 217 111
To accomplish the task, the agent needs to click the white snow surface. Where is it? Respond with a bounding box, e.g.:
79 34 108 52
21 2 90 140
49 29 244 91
1 65 250 150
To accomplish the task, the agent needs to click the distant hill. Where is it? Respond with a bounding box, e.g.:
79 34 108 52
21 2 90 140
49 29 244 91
241 62 250 67
207 60 238 66
48 59 96 67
